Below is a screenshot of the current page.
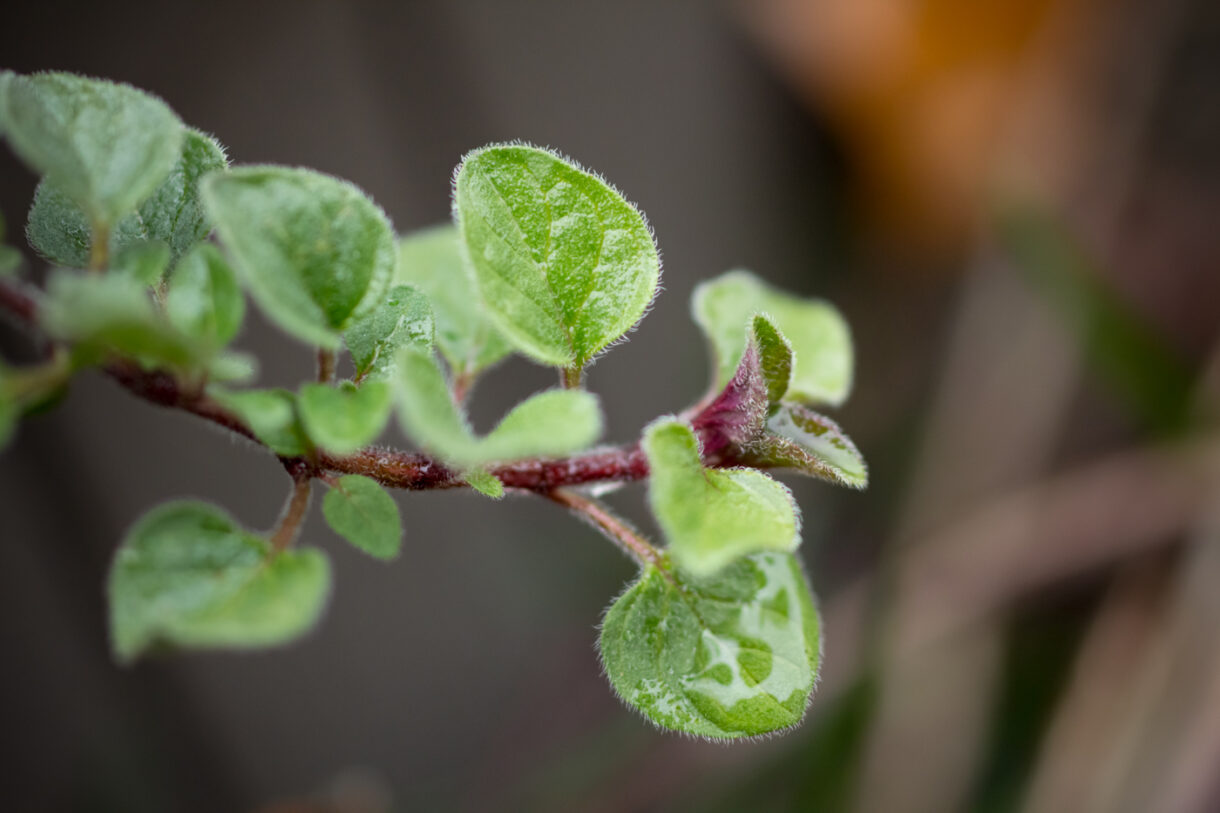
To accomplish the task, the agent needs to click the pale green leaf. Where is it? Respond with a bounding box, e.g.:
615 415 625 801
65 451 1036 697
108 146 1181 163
111 240 170 286
165 243 245 347
746 403 868 489
644 419 800 578
396 224 511 381
39 270 207 370
109 500 330 663
321 475 401 559
693 270 852 406
27 129 228 268
344 284 433 381
1 72 184 227
454 144 660 370
599 551 821 739
395 346 603 469
298 379 392 455
202 166 395 349
212 388 309 457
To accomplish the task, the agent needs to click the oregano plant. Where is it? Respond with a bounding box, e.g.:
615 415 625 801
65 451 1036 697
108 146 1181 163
0 70 867 740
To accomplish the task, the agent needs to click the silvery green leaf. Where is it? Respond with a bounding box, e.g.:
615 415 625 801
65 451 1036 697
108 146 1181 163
599 551 821 739
202 166 395 349
745 403 868 489
109 500 330 663
453 144 660 370
1 72 183 228
693 270 852 406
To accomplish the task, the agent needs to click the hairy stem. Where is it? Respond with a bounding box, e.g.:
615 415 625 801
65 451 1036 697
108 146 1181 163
548 488 665 570
316 348 336 384
269 466 312 552
561 364 583 389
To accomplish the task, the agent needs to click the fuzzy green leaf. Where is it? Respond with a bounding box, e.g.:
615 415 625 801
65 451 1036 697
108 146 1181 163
111 240 171 286
693 270 852 406
202 166 395 349
165 243 245 347
27 129 228 269
212 388 309 457
600 551 821 739
109 500 330 663
745 404 868 489
396 224 512 381
344 284 433 382
464 469 505 499
298 379 392 455
321 474 401 559
644 419 800 577
39 270 207 370
1 72 184 228
453 144 660 370
395 346 603 469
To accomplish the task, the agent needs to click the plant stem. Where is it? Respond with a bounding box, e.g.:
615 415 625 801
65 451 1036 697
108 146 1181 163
316 348 336 383
561 365 583 389
269 467 312 552
89 222 110 272
547 488 665 570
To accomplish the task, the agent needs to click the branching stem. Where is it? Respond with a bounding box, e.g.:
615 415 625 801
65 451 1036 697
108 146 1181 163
269 464 312 552
547 488 665 571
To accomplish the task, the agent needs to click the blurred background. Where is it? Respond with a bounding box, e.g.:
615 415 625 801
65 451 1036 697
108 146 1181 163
1 0 1218 811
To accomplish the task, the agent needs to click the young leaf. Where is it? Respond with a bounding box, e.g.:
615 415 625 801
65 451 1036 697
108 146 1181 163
599 551 821 739
644 419 800 577
394 346 603 469
344 284 433 382
396 224 511 382
111 240 171 286
693 270 853 406
453 144 660 370
743 404 868 489
464 470 505 499
1 72 184 229
298 379 392 455
321 475 402 559
26 129 228 268
202 166 396 349
39 271 206 370
109 500 330 663
212 388 309 457
165 243 245 347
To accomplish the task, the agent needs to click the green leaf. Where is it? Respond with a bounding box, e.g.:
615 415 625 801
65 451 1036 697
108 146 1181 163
321 475 401 559
165 243 245 347
464 469 505 499
745 404 868 489
212 388 309 456
39 270 207 370
396 224 512 381
111 240 171 286
599 551 821 739
644 419 800 577
109 500 330 663
394 346 603 469
344 283 433 382
453 144 660 370
693 270 853 406
1 72 184 228
298 379 392 455
27 129 229 269
202 166 396 349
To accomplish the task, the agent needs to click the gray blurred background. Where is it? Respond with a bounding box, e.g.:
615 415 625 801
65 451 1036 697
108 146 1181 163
2 1 1218 812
